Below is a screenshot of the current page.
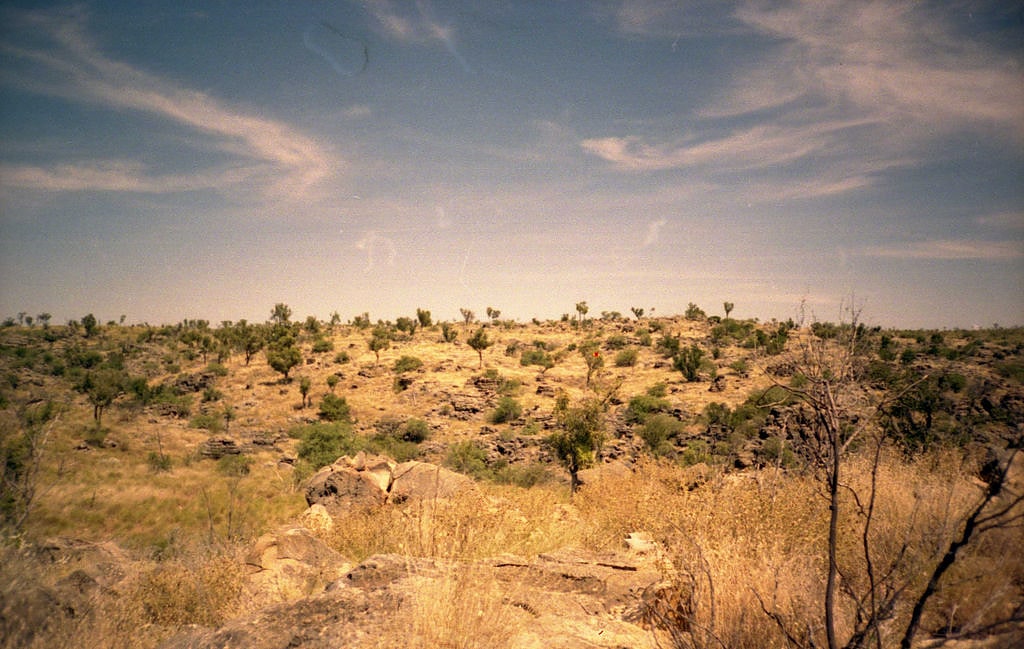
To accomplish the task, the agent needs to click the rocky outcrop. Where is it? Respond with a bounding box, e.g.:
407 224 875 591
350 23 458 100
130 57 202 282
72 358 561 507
160 541 667 649
243 526 351 607
304 454 474 512
198 436 242 459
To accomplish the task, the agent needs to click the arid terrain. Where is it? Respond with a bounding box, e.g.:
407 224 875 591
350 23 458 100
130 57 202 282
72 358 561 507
2 308 1022 648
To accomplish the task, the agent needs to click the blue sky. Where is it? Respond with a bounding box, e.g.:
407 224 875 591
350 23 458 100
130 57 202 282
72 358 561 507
1 1 1022 328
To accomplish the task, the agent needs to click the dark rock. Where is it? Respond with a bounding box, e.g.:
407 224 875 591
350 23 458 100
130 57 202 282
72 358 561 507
199 437 241 459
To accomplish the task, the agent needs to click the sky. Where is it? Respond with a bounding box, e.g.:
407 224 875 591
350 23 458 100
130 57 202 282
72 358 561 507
1 1 1022 329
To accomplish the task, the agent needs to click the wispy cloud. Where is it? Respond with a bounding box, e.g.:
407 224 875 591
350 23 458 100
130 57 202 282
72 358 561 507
642 218 666 247
363 0 470 70
860 240 1024 261
355 230 397 271
0 10 338 200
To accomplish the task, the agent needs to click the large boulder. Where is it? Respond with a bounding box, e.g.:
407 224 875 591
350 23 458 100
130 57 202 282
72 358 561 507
244 526 351 607
387 461 473 504
304 454 474 512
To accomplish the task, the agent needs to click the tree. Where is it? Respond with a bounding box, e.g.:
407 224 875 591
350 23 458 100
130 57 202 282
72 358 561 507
368 326 391 366
81 313 99 337
684 303 706 321
79 368 126 429
723 301 734 319
299 376 312 408
460 308 475 327
486 307 501 322
326 374 339 393
575 301 589 327
631 307 644 320
673 345 704 382
395 316 418 336
467 327 492 368
234 320 265 365
549 393 606 494
270 303 292 325
266 342 301 381
36 313 52 329
580 340 604 387
416 308 432 328
441 322 458 343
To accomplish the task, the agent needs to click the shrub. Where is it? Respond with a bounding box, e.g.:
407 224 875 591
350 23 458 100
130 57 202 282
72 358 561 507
312 338 334 353
334 350 350 364
217 454 252 477
444 440 489 479
614 348 638 367
684 303 706 320
393 355 424 373
296 422 362 469
318 393 352 422
639 414 683 456
625 392 671 424
190 412 224 433
520 348 554 371
604 334 628 350
489 396 523 424
402 418 431 443
147 451 172 472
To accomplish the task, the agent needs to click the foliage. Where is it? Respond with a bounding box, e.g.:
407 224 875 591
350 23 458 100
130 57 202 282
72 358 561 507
393 355 424 373
625 391 671 424
489 396 523 424
368 325 391 365
684 303 706 320
265 342 301 381
614 348 638 367
520 348 554 372
416 308 432 328
579 340 604 386
639 413 683 457
296 422 362 470
467 327 492 368
441 322 458 343
318 393 352 422
548 393 606 493
673 344 705 382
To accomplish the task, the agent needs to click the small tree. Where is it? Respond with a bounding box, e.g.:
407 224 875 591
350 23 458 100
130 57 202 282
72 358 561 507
723 301 734 319
441 322 458 343
460 308 475 327
79 368 126 429
467 327 492 368
368 326 391 366
580 341 604 387
631 307 644 320
80 313 98 337
2 401 61 530
549 393 606 494
486 307 501 322
684 303 706 321
266 343 301 381
575 301 589 327
299 376 312 408
416 308 432 328
326 374 339 393
673 345 704 382
270 303 292 325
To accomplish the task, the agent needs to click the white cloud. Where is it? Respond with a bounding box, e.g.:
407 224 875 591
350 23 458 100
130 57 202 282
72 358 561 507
0 11 338 200
860 240 1024 261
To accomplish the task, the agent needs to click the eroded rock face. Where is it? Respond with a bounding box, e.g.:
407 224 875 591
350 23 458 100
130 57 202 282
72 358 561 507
243 526 351 607
304 454 474 512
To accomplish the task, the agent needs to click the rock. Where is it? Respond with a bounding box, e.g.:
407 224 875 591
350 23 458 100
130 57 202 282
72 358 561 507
244 526 351 606
305 456 473 511
198 436 241 459
300 504 334 535
708 375 726 392
577 459 634 488
387 461 474 504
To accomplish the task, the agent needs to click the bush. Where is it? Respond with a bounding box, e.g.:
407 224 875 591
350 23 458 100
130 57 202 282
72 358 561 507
147 451 172 472
393 355 424 373
614 348 638 367
604 334 628 350
520 348 554 371
217 454 252 477
444 440 489 479
402 418 431 443
296 422 362 469
312 338 334 353
489 396 523 424
206 362 229 377
190 412 224 433
334 351 350 364
625 392 670 424
639 414 683 456
318 393 352 422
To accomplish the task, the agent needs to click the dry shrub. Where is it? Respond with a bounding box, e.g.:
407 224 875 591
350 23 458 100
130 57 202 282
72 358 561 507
322 484 581 561
374 565 521 649
131 551 246 627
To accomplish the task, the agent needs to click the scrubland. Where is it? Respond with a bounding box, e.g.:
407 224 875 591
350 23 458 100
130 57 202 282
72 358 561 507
1 310 1022 648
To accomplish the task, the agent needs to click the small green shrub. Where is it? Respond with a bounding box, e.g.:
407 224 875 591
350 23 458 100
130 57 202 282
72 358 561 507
318 393 352 422
402 418 431 443
444 440 489 479
625 393 670 424
489 396 523 424
312 338 334 353
614 348 638 367
206 363 229 377
147 451 172 472
217 454 252 477
334 350 350 364
296 422 362 469
393 355 424 373
190 413 224 433
639 414 683 456
604 334 628 350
